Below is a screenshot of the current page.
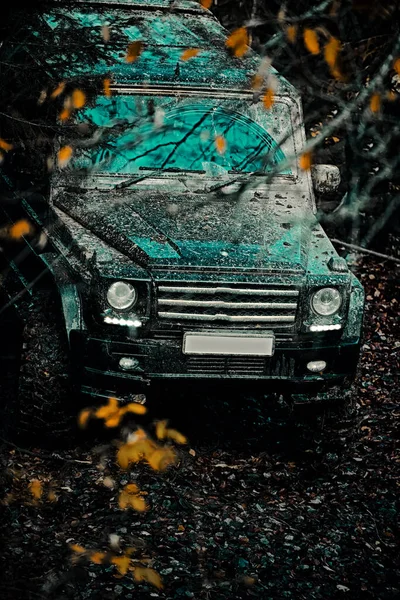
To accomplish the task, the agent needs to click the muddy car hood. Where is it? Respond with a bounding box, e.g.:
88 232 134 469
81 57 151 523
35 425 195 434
55 188 311 272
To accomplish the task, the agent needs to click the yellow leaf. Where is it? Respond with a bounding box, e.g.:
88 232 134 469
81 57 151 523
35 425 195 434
118 493 129 510
105 414 122 428
394 58 400 75
262 88 274 110
299 151 312 171
72 89 86 109
242 576 256 586
225 27 249 58
96 397 125 427
181 48 200 61
0 151 4 165
387 90 397 101
370 93 381 113
122 402 147 416
146 447 177 471
47 490 58 502
332 136 340 143
70 544 86 554
303 29 320 55
251 74 264 90
58 145 73 168
90 551 106 565
324 36 341 68
111 555 131 576
286 25 297 44
155 420 168 440
215 135 226 155
28 479 42 500
166 428 187 445
117 439 157 469
125 483 140 494
117 443 134 469
126 41 143 63
178 524 185 532
133 567 163 589
130 495 149 512
59 109 71 122
324 36 345 80
78 409 91 429
50 81 66 98
0 139 13 152
96 397 119 419
103 78 112 97
118 483 144 509
9 220 33 240
200 0 212 8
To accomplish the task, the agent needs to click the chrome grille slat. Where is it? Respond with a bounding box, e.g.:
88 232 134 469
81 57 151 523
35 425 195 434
157 283 299 326
158 299 297 309
158 312 295 322
158 286 299 297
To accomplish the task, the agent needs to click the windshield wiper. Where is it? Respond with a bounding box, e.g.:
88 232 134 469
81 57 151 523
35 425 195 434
111 167 206 189
112 174 153 190
191 175 252 195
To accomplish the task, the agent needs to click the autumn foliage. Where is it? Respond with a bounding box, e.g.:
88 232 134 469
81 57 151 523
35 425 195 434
70 543 163 589
225 27 249 58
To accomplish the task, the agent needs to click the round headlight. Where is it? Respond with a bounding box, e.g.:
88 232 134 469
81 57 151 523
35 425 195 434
311 287 341 316
107 281 137 311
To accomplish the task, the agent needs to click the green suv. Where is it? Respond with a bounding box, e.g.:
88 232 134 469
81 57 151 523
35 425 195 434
0 0 364 438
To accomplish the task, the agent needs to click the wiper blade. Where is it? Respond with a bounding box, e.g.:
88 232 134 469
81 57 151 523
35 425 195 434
192 176 252 195
205 178 243 193
112 174 152 190
112 167 206 189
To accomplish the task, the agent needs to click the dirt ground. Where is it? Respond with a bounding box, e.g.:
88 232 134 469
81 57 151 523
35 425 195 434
0 253 399 600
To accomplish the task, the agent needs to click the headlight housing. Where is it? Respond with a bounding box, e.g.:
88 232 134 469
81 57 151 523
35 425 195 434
107 281 137 311
311 287 342 316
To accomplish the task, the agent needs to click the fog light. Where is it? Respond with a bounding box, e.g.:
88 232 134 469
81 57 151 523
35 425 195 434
119 357 140 371
307 360 327 372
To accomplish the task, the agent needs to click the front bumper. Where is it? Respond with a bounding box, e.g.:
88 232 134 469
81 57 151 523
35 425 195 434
72 331 360 401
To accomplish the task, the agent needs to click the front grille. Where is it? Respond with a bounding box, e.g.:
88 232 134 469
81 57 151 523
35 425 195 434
157 283 299 327
186 355 295 376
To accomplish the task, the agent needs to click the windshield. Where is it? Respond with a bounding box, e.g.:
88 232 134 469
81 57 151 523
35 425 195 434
72 93 294 180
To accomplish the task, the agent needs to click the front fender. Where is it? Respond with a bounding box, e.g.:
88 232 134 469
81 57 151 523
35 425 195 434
342 274 364 343
40 252 86 346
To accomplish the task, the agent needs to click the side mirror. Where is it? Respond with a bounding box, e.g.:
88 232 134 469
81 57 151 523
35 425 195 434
311 164 341 193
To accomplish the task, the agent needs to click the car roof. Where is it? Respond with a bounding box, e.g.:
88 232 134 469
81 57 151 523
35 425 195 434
40 0 296 94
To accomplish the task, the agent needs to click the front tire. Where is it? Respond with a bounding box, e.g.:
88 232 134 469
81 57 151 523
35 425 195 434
0 287 77 447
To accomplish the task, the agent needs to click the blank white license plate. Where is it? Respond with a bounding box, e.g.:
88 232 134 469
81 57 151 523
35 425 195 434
183 332 275 356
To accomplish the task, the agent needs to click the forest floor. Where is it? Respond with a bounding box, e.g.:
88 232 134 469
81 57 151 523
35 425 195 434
0 252 399 600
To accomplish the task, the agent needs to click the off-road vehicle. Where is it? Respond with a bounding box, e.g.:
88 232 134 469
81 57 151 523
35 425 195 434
0 0 364 440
